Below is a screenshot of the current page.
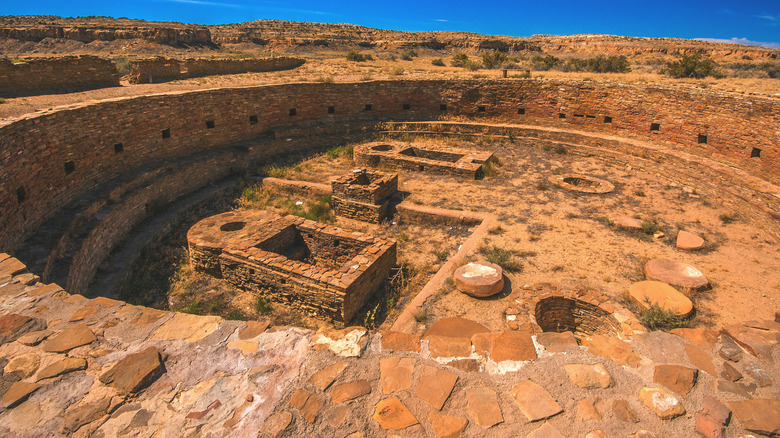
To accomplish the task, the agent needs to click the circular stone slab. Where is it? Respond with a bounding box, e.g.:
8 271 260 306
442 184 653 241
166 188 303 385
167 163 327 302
629 281 694 316
676 231 705 251
453 262 504 297
645 258 709 291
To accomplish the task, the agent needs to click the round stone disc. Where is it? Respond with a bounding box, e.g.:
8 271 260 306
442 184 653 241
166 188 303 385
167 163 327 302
645 258 709 291
629 281 694 316
453 262 504 298
676 231 705 251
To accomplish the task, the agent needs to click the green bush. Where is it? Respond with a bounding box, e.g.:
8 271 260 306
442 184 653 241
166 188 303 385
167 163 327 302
640 302 689 331
346 51 373 62
479 245 522 272
400 49 417 61
661 54 723 79
450 53 470 67
255 296 272 314
532 55 561 71
554 55 631 73
481 51 508 69
431 58 445 66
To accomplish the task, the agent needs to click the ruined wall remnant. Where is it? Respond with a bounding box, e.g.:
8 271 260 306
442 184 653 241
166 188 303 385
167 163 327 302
331 169 398 223
354 141 496 179
0 55 119 97
188 212 396 322
128 56 305 84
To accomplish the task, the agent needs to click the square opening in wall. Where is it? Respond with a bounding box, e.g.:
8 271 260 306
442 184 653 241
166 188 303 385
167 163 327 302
604 116 613 123
206 120 215 129
478 106 486 112
289 108 297 116
518 108 525 114
651 123 660 131
328 106 335 114
559 113 566 119
440 104 447 111
64 161 75 175
751 147 761 158
249 115 258 125
402 104 410 110
586 115 595 119
698 134 708 144
16 187 26 204
162 128 171 139
365 104 372 111
574 114 584 118
114 143 124 154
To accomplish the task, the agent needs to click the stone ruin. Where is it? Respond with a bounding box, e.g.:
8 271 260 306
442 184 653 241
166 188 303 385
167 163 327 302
549 173 615 194
331 169 398 224
187 210 396 322
354 141 496 179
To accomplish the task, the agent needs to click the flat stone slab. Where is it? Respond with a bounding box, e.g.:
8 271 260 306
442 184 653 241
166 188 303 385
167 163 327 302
428 410 468 438
528 422 565 438
151 313 221 343
728 399 780 436
380 357 414 394
670 327 720 350
676 230 705 250
645 258 709 290
99 347 164 394
424 317 491 339
466 387 503 428
629 280 694 316
289 389 322 423
0 314 46 345
564 363 612 389
329 380 371 404
583 335 641 368
454 262 504 297
4 353 40 378
379 330 421 352
42 323 96 353
472 331 537 362
535 331 579 353
611 215 643 229
416 365 458 410
262 411 292 438
308 361 348 391
373 397 418 430
312 326 368 357
653 365 698 396
36 357 87 381
0 381 40 408
639 387 685 419
509 380 563 422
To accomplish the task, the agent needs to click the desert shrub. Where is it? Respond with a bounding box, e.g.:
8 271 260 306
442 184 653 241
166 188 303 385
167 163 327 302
0 98 5 104
391 66 405 75
481 51 508 69
556 56 631 73
400 49 417 61
479 245 522 272
113 56 131 76
661 54 723 79
346 51 373 62
640 302 689 331
450 53 470 67
719 214 735 224
431 58 445 66
255 296 272 314
641 218 660 234
326 144 354 159
532 54 561 70
314 76 334 83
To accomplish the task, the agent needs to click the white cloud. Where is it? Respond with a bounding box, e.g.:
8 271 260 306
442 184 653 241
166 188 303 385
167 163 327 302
695 37 780 49
435 19 448 22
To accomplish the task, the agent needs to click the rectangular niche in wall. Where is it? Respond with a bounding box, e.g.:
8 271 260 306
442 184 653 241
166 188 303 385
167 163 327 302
162 128 171 139
328 106 335 114
365 104 373 111
65 161 75 175
559 113 566 119
604 116 613 123
698 134 708 144
651 123 660 131
289 108 297 116
518 108 525 114
206 120 215 129
751 147 762 158
402 104 411 110
478 106 486 112
249 115 258 125
440 104 447 111
114 143 124 154
16 187 26 204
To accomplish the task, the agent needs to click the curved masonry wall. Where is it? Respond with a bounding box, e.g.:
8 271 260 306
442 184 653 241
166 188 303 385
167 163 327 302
1 79 778 257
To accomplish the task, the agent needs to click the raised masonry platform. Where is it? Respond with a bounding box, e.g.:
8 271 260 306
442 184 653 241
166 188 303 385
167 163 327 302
187 211 397 322
331 169 398 223
354 141 496 179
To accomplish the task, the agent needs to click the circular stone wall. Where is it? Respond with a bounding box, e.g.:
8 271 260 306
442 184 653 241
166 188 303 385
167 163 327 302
534 296 622 336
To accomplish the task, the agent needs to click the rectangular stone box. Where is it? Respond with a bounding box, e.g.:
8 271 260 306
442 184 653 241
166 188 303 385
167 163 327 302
354 141 495 179
331 169 398 223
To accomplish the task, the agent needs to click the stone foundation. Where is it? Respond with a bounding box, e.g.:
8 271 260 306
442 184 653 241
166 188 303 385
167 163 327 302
0 56 119 97
188 212 396 322
331 169 398 223
354 141 496 179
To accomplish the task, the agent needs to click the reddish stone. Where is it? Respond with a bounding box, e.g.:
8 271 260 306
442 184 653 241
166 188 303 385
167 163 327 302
577 397 603 422
68 307 97 322
42 324 97 353
0 314 45 345
186 400 222 419
720 362 742 382
263 411 292 437
447 359 481 372
612 215 643 230
629 280 693 316
329 380 371 404
509 380 563 422
676 230 705 250
728 399 780 437
564 363 612 389
238 320 270 340
372 397 418 430
426 334 473 358
308 361 348 391
536 331 579 353
695 412 724 438
379 330 421 352
583 335 641 368
453 262 504 297
0 381 40 408
670 327 719 350
527 422 564 438
701 396 731 425
416 365 458 410
472 331 537 362
325 405 347 427
639 386 685 419
36 357 87 381
289 389 322 423
98 347 164 394
380 357 414 394
466 388 503 428
653 365 698 396
613 399 639 423
685 343 717 376
424 317 490 339
428 410 468 438
644 258 709 290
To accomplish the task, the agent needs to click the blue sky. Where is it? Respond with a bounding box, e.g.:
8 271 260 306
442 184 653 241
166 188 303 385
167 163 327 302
3 0 779 48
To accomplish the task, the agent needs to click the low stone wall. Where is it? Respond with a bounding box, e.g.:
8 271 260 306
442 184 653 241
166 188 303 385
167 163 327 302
354 142 494 179
331 170 397 223
0 56 119 97
128 57 305 84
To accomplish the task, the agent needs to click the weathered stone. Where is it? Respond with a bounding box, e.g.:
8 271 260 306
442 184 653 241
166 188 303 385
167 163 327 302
86 296 122 308
329 380 371 404
308 361 348 391
447 359 481 373
653 364 698 396
472 331 537 362
416 365 458 410
719 335 744 362
312 326 368 357
151 313 220 343
671 327 719 350
527 422 564 438
380 357 414 394
325 405 347 427
226 340 258 354
631 430 657 438
466 387 503 428
0 314 46 345
426 334 472 358
98 347 164 394
262 411 292 438
633 331 688 363
743 362 772 387
728 399 780 437
702 396 731 425
564 363 612 389
629 280 693 316
509 381 563 422
424 317 490 339
379 330 421 352
639 387 685 419
721 324 778 363
613 399 639 423
685 343 717 376
224 396 254 428
612 215 643 230
186 400 221 419
453 262 504 297
645 258 709 290
237 320 270 340
696 412 725 438
69 307 98 322
535 331 579 353
129 308 168 327
289 389 322 423
714 380 752 398
372 397 418 430
585 431 608 438
0 381 40 408
36 357 87 381
62 397 111 434
16 330 50 346
42 324 97 353
583 335 641 367
4 353 40 378
577 397 603 422
676 230 705 250
428 410 467 438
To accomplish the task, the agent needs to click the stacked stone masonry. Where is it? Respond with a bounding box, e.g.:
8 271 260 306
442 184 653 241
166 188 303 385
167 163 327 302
128 57 305 84
331 169 398 223
188 212 396 322
0 56 119 97
2 79 779 258
354 141 496 179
